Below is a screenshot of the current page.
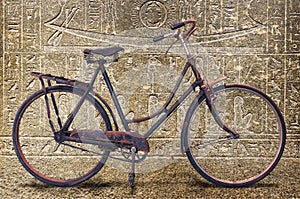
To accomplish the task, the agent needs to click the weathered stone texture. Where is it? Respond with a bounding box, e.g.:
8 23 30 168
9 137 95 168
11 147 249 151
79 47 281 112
1 0 299 198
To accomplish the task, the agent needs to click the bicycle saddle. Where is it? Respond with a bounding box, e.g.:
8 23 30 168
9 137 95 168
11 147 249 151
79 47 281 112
83 46 124 57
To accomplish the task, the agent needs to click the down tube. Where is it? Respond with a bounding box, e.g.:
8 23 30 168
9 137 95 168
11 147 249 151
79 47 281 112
144 84 196 139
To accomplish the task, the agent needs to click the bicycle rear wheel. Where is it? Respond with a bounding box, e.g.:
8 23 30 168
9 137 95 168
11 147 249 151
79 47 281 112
183 84 286 187
12 85 111 187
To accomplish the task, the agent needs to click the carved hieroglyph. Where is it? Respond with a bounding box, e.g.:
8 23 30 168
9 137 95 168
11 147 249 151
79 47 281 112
1 0 299 171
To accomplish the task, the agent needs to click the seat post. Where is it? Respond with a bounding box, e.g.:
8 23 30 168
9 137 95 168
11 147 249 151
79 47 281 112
87 59 106 89
98 59 131 132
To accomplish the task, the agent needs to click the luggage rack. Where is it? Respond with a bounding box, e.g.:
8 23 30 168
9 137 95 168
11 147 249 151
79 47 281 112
31 72 89 89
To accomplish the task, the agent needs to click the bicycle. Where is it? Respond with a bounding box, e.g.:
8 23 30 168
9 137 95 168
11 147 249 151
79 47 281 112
12 19 286 188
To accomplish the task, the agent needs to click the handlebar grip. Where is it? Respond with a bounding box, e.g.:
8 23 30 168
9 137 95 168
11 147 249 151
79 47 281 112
153 35 165 42
171 22 185 30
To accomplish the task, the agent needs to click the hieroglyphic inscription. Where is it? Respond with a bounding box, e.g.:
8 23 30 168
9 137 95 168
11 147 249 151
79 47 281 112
131 0 177 29
268 0 285 53
4 0 41 51
1 0 300 160
286 56 300 132
23 0 41 51
3 54 22 133
4 0 22 51
86 0 101 31
267 56 285 108
287 1 300 52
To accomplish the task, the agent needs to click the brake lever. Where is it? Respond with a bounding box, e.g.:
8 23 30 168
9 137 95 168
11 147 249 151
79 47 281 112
164 37 179 56
153 31 180 56
183 27 197 40
164 31 180 56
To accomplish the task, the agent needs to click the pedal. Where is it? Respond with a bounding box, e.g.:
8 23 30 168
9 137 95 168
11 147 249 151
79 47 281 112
128 146 136 187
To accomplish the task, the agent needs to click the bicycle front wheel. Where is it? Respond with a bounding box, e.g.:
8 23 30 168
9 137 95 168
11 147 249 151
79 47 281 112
12 85 111 187
183 84 286 187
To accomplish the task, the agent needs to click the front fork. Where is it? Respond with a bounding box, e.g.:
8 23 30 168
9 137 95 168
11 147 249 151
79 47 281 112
202 81 240 139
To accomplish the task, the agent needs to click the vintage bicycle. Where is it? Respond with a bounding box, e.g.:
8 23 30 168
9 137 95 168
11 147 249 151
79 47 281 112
12 19 286 188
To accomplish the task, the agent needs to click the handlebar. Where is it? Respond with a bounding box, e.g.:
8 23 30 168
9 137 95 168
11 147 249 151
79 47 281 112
153 32 177 42
171 19 196 30
170 22 185 30
153 19 196 42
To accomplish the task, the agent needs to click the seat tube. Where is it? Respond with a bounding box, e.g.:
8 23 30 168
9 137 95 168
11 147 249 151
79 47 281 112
99 61 130 131
60 61 103 131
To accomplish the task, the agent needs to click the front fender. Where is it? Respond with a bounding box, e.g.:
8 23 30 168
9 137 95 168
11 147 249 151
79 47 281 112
180 84 227 154
180 91 206 154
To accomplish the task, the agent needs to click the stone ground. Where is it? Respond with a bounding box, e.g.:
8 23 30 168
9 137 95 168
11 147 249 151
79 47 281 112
1 156 299 199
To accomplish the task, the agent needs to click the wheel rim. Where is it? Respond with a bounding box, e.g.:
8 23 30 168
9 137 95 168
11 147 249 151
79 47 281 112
13 86 110 186
185 85 285 187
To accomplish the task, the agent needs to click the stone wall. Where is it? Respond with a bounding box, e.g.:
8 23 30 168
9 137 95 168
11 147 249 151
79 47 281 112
1 0 299 169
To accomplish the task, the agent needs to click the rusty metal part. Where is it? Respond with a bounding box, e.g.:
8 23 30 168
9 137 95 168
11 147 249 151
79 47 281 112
31 72 89 89
68 130 149 152
106 131 149 152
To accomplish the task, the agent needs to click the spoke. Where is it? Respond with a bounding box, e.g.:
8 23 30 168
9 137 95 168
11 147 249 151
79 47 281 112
230 140 237 181
53 143 61 153
61 142 107 156
195 136 234 149
40 139 53 152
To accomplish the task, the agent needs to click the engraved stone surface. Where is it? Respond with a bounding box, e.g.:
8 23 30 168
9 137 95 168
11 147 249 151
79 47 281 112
1 0 299 198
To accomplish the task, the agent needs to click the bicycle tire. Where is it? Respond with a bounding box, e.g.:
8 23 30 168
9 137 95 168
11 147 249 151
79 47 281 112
182 84 286 187
12 85 112 187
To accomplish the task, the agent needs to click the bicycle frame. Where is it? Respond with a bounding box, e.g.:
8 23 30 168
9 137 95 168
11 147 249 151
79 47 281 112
100 58 204 139
97 62 237 140
14 18 285 188
55 24 238 141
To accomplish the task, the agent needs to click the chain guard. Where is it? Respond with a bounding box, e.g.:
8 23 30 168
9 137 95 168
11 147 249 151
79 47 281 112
105 131 149 152
69 130 149 152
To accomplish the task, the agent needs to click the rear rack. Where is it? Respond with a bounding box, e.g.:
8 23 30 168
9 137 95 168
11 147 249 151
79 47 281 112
31 72 89 89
